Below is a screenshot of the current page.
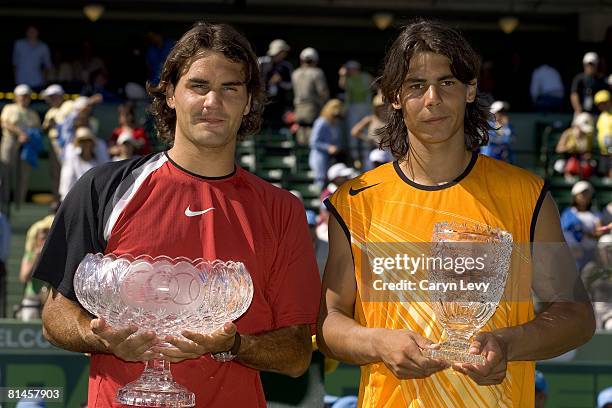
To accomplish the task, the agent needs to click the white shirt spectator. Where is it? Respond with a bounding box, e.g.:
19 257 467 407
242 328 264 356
530 64 564 102
59 141 108 200
12 38 51 88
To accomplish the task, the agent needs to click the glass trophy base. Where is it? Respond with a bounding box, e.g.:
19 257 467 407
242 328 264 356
117 377 195 407
423 343 485 365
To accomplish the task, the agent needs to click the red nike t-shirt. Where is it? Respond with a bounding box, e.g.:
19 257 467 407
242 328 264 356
33 152 321 408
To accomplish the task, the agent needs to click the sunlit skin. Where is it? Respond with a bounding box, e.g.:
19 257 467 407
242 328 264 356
392 52 477 185
166 50 251 177
15 94 31 108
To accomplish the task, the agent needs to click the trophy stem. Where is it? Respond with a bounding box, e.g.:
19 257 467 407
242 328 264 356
423 335 485 365
142 359 174 382
116 356 196 407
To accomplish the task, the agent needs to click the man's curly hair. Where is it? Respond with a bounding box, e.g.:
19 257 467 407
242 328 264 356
147 22 265 146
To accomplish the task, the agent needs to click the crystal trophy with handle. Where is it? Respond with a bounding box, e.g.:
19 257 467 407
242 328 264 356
74 253 254 407
422 222 512 365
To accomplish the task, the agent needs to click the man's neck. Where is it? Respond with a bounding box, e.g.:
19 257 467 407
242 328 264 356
399 137 473 186
167 137 236 178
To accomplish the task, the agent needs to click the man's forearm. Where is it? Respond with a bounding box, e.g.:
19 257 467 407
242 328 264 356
318 310 381 366
41 290 108 354
494 301 595 361
236 324 312 378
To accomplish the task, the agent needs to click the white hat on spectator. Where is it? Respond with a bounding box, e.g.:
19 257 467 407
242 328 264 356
74 127 96 143
369 149 392 164
117 130 142 147
598 387 612 408
572 112 594 133
267 39 290 56
327 163 354 181
300 47 319 62
607 74 612 87
14 84 32 96
41 84 64 98
490 101 510 114
583 52 599 65
571 180 594 196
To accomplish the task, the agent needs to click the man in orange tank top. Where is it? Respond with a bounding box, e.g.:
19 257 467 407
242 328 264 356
318 20 595 407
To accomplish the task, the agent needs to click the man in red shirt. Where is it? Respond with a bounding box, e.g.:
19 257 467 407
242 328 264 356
33 22 321 407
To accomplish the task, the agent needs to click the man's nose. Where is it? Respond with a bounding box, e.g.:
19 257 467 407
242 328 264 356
203 90 222 109
424 84 442 107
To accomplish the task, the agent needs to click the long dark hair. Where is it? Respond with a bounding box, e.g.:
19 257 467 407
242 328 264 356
377 19 491 159
147 22 265 146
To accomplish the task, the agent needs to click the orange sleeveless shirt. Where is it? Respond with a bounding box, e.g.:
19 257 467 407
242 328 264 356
326 153 547 407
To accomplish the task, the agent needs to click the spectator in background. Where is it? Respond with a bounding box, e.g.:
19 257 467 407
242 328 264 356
146 30 174 86
292 47 329 146
57 94 104 159
81 68 121 102
478 60 495 107
530 62 564 112
73 39 106 87
17 214 54 321
12 25 52 89
595 90 612 178
309 99 343 189
561 181 602 270
368 149 393 168
306 209 328 278
259 39 293 130
571 52 607 115
534 370 548 408
351 92 387 169
0 211 10 317
59 127 107 201
555 112 596 180
482 101 515 163
47 49 74 85
112 132 142 161
338 60 373 168
108 102 151 157
598 387 612 408
320 162 354 202
41 84 72 204
0 84 41 212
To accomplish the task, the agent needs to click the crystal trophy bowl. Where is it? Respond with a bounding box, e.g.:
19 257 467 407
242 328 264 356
422 222 512 365
74 253 254 407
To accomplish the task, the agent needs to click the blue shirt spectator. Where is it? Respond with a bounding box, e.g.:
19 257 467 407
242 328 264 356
309 100 343 188
12 26 52 88
146 31 173 85
0 212 10 263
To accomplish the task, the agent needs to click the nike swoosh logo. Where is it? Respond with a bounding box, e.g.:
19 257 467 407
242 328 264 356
184 206 215 217
349 184 380 196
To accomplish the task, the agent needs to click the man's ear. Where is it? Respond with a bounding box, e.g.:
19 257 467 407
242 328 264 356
166 84 176 109
466 80 477 103
391 92 402 110
243 94 252 116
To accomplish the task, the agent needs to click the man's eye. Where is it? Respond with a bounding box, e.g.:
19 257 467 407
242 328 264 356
409 83 424 90
223 86 238 92
441 80 455 86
